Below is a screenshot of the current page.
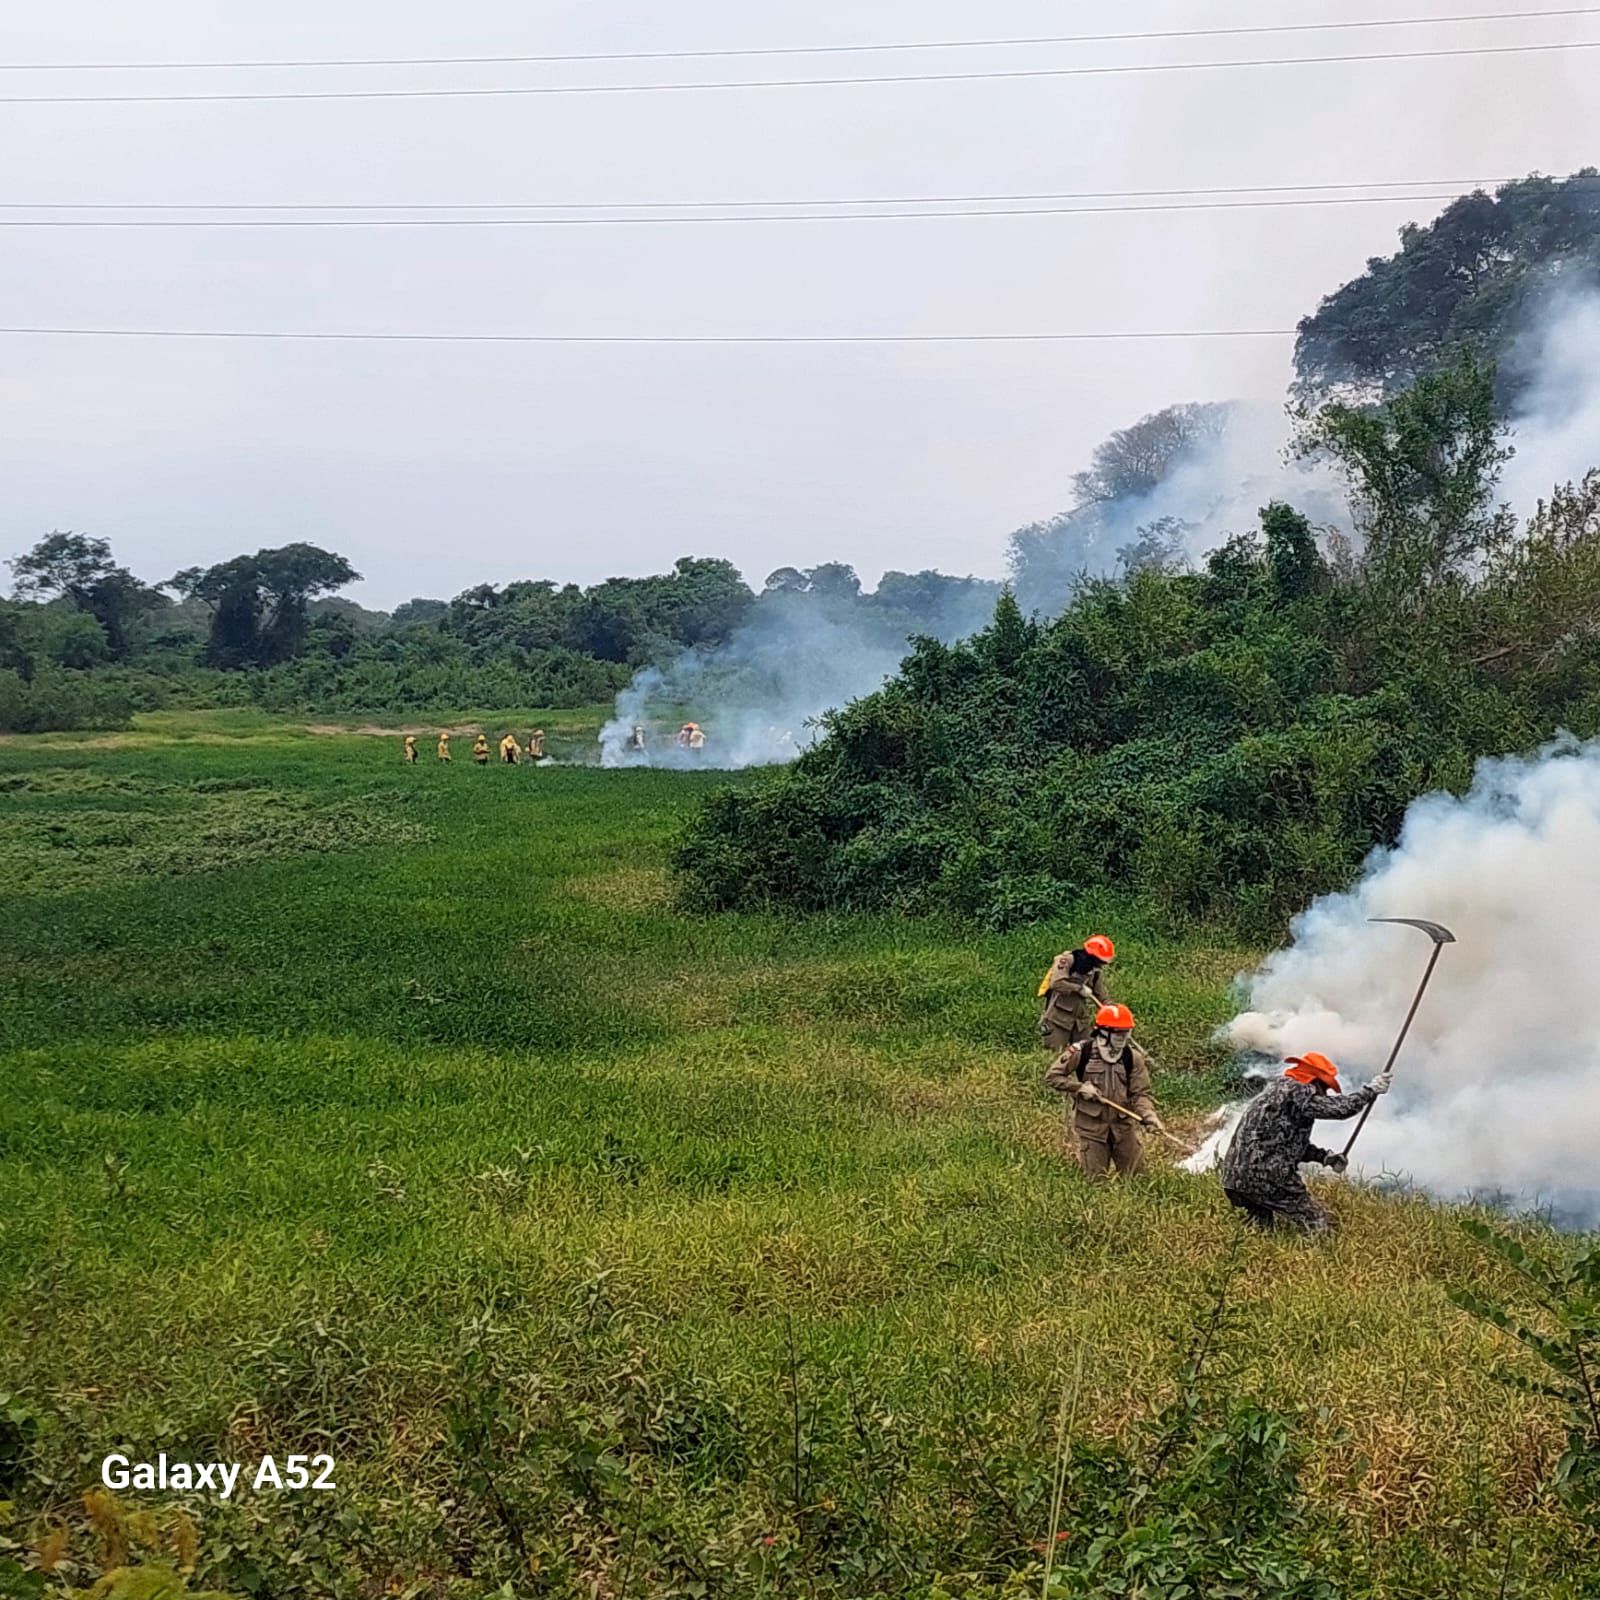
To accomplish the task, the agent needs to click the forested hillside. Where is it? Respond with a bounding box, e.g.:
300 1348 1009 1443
1293 169 1600 404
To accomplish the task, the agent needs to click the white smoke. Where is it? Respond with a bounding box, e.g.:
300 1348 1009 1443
1210 735 1600 1222
1009 402 1353 612
1102 402 1350 573
598 594 926 770
1502 282 1600 520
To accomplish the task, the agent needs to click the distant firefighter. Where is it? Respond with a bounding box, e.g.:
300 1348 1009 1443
628 724 647 752
473 734 490 766
687 724 706 753
527 729 546 760
676 722 695 748
402 734 418 765
499 733 520 765
436 732 452 762
1037 935 1115 1053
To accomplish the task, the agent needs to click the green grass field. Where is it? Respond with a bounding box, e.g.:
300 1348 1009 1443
1 714 1592 1597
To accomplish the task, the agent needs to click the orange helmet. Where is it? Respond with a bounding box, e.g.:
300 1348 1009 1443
1084 934 1115 963
1285 1053 1342 1092
1095 1003 1135 1032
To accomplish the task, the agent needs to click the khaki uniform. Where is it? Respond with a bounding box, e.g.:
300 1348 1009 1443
1038 959 1109 1053
473 736 490 765
1045 1038 1155 1178
403 735 417 764
527 731 545 759
437 735 451 762
499 735 520 764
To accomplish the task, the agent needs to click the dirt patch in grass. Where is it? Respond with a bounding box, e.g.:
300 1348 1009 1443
567 865 675 914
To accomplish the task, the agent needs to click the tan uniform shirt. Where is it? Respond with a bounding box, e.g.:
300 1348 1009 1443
1038 961 1108 1047
1044 1040 1155 1141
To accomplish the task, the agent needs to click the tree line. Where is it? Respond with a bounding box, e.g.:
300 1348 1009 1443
0 532 1000 732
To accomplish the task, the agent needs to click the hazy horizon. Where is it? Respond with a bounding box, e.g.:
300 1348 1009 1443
3 2 1597 608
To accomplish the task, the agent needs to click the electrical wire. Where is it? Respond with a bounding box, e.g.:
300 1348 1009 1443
0 192 1498 226
2 7 1593 70
0 38 1596 103
0 177 1535 212
0 324 1298 345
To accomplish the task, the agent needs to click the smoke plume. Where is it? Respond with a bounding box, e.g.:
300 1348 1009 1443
1501 282 1600 520
1007 401 1350 613
598 581 998 770
1100 403 1349 573
1210 736 1600 1223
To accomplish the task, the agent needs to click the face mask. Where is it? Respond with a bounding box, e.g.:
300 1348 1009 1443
1097 1031 1130 1058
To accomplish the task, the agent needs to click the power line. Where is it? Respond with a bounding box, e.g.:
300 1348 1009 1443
0 177 1531 211
0 324 1297 346
1 7 1592 70
0 38 1596 103
0 193 1495 227
0 176 1536 211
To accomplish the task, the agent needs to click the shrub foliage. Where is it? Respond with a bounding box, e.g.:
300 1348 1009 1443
676 366 1600 937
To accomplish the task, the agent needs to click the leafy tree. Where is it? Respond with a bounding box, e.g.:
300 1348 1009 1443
1299 356 1514 607
658 555 753 645
870 569 1004 638
1294 171 1600 405
1070 402 1232 509
0 598 110 675
7 532 163 657
1261 503 1330 602
1007 403 1233 612
169 544 360 667
803 562 862 602
762 566 809 596
390 597 448 627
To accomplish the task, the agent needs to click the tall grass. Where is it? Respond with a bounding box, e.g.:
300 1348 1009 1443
1 714 1592 1597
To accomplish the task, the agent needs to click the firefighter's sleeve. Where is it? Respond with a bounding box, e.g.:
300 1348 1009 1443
1043 1047 1084 1095
1314 1087 1377 1121
1126 1047 1156 1121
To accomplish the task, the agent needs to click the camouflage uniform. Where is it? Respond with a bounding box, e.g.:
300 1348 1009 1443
1038 956 1109 1053
1219 1077 1376 1233
1045 1038 1155 1178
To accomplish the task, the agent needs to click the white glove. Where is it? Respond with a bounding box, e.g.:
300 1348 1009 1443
1365 1070 1393 1096
1075 1082 1103 1103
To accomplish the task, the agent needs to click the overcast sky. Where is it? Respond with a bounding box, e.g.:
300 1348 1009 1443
2 2 1596 608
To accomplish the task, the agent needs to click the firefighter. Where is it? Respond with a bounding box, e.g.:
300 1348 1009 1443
527 729 546 760
1220 1053 1393 1233
1037 935 1115 1052
499 733 520 764
687 724 706 754
628 724 647 753
436 732 452 762
402 734 418 765
1044 1003 1162 1179
473 734 490 766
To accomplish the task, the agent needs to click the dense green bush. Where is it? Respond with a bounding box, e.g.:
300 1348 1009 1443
0 666 133 734
675 365 1600 938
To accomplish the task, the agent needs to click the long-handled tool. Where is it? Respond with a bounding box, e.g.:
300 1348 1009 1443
1093 1093 1194 1154
1339 916 1456 1160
